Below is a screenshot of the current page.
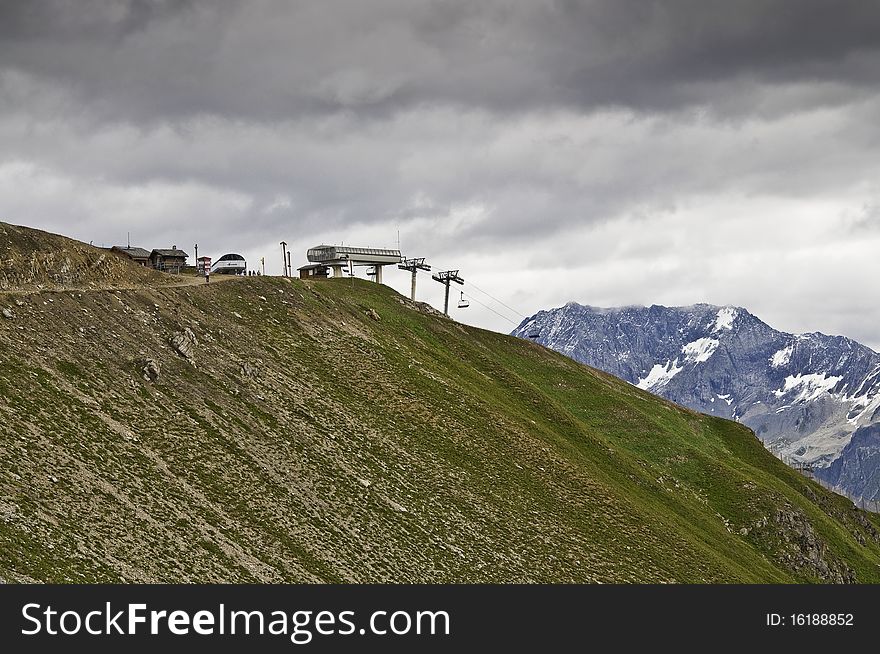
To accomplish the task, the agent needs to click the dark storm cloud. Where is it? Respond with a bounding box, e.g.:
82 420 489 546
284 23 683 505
3 1 880 343
0 0 197 40
3 0 880 123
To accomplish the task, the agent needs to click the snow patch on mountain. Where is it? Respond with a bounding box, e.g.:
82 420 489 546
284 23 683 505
713 307 738 332
682 337 720 363
770 345 793 368
773 373 843 403
637 359 683 391
846 394 880 426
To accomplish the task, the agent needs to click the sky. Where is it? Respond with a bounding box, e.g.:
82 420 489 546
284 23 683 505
2 0 880 347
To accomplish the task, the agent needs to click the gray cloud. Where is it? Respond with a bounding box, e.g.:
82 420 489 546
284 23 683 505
2 1 880 347
3 0 880 122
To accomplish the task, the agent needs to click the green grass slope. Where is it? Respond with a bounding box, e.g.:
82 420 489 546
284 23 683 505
1 236 879 583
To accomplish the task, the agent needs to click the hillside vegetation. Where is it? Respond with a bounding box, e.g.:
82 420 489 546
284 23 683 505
2 224 880 583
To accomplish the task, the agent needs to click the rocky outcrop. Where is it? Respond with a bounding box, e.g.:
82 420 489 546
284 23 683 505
760 506 856 584
852 508 880 544
170 328 198 363
239 361 259 379
142 359 160 382
402 299 445 318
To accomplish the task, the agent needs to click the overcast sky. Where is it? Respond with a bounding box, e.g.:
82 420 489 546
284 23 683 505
2 0 880 347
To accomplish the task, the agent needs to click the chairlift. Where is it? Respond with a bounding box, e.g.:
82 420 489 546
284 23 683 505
457 291 470 309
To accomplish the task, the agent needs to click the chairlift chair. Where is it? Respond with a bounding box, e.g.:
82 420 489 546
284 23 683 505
457 291 470 309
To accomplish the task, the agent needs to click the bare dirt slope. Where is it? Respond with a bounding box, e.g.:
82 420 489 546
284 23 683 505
0 222 175 291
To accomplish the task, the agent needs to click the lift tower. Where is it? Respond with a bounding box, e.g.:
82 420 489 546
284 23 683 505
431 270 464 316
398 258 431 301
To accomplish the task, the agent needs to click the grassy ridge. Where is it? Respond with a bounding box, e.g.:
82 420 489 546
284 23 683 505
2 271 880 583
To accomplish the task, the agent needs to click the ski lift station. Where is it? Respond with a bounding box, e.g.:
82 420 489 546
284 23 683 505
300 244 471 317
306 245 402 283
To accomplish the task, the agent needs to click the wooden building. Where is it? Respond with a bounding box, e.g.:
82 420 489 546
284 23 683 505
110 246 151 266
150 246 189 273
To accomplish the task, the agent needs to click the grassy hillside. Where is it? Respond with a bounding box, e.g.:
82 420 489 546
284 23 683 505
1 228 880 583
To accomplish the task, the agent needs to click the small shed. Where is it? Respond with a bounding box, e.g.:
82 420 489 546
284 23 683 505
298 263 330 279
150 246 189 273
110 246 151 266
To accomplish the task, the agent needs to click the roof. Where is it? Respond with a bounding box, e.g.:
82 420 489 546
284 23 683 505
307 245 401 266
310 245 401 257
152 248 189 258
112 246 151 259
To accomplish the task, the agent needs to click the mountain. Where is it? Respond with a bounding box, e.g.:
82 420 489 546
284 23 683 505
3 223 880 584
817 425 880 505
512 303 880 500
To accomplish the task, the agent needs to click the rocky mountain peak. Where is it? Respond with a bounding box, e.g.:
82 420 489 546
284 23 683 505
513 302 880 501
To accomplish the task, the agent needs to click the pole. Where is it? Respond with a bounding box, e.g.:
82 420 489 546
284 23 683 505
431 270 464 317
194 244 198 274
399 258 431 301
261 257 265 276
287 251 292 277
280 241 288 277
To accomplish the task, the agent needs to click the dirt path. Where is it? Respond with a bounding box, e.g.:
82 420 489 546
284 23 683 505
162 274 245 289
0 273 247 296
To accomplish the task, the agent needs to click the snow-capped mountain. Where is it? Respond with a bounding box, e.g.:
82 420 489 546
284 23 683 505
512 303 880 500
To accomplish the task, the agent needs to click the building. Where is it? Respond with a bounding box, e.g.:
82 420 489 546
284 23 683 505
211 253 247 275
306 245 401 283
298 263 331 279
150 246 189 273
110 246 151 266
197 256 212 275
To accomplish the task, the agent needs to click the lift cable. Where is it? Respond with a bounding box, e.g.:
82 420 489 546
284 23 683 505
462 279 527 320
413 266 526 325
462 292 520 326
415 265 521 326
